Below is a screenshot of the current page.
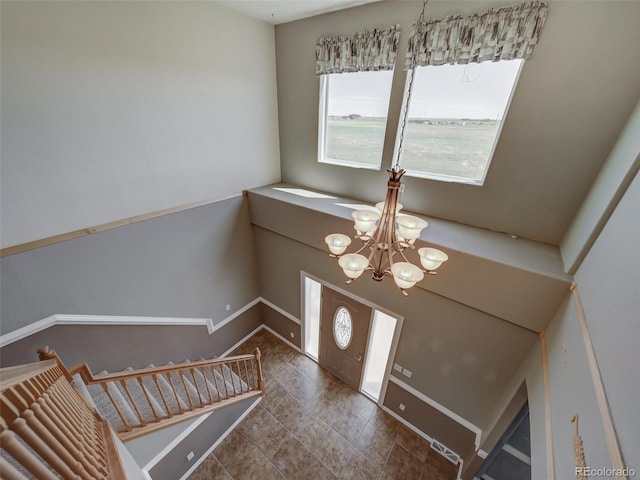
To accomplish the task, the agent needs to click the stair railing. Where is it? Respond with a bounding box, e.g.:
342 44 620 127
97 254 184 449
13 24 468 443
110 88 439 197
0 359 126 479
38 346 265 441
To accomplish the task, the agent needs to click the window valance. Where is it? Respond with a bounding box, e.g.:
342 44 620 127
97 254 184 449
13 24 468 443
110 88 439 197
405 1 549 68
316 24 400 75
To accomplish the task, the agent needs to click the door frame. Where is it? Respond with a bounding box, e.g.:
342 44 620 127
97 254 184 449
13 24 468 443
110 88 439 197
300 271 404 404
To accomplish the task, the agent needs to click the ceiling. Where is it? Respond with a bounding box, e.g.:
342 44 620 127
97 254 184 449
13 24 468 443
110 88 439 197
215 0 382 25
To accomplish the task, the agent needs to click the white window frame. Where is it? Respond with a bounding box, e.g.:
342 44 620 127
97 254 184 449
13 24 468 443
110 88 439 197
392 60 524 186
317 74 389 171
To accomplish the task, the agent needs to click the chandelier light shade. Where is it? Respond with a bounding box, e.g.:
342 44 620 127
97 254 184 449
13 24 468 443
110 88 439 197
325 233 352 255
324 168 448 295
418 247 449 271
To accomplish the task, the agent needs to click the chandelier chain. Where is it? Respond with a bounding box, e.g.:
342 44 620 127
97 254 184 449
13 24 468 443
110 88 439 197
324 0 447 296
393 0 429 172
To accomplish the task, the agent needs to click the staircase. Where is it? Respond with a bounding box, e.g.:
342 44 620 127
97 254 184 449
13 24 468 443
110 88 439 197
39 346 265 441
0 358 126 479
1 346 264 479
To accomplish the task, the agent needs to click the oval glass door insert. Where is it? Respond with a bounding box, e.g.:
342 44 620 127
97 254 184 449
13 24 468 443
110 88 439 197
333 306 353 349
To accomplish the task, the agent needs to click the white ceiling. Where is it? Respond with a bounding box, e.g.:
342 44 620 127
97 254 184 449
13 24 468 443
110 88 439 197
216 0 383 25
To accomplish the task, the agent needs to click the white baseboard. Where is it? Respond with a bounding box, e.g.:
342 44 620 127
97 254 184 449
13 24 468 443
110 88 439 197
389 375 482 449
219 325 265 358
381 404 464 480
141 413 213 473
261 325 302 352
179 397 262 480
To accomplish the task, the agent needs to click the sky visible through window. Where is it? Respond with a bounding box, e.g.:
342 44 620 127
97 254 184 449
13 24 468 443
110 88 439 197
327 60 522 120
327 70 394 117
409 60 523 120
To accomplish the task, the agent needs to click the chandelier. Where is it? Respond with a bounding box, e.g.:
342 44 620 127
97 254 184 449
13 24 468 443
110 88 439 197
324 166 447 296
324 0 447 296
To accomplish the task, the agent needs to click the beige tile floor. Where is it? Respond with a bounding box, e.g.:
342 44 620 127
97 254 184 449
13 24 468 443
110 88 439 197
189 329 458 480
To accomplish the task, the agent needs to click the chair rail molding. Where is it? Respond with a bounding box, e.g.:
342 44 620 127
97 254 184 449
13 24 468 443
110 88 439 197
0 314 215 348
0 297 264 348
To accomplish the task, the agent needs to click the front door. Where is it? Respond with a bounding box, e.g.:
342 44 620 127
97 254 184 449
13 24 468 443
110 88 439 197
319 287 372 390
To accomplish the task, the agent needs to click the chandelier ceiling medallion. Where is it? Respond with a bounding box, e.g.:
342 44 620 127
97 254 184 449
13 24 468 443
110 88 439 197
324 0 447 296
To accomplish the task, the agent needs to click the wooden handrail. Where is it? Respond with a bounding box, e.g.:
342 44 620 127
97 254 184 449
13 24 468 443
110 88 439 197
65 352 258 384
1 359 119 479
0 360 58 389
2 344 266 476
36 345 265 441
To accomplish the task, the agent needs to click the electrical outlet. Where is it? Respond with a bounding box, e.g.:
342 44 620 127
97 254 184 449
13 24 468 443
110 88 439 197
399 403 406 411
393 363 403 372
225 304 230 312
402 368 412 378
187 451 195 461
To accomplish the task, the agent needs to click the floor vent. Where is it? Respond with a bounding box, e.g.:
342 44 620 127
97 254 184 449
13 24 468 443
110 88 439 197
431 439 461 464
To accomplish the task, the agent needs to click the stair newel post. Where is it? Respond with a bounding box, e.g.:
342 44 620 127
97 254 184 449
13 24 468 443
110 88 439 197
254 348 264 392
37 346 73 383
37 346 106 442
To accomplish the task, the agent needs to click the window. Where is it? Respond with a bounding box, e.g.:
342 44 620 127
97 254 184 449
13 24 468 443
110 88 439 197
394 60 523 185
333 306 353 349
318 70 394 170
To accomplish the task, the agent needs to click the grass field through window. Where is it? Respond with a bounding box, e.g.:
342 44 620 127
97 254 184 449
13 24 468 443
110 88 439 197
326 117 501 181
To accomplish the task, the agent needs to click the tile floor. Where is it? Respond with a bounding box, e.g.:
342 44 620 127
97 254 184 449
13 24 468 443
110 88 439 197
189 329 458 480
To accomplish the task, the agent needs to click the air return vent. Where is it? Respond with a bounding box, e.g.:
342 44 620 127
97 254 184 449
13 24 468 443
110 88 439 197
431 439 460 464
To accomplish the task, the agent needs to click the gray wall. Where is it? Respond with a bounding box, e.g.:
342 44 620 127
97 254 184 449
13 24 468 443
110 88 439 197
498 292 613 480
480 172 640 479
0 306 263 372
261 303 302 349
561 99 640 273
383 381 477 462
251 221 537 430
148 397 257 480
274 1 640 244
1 0 280 248
1 197 260 336
573 169 640 468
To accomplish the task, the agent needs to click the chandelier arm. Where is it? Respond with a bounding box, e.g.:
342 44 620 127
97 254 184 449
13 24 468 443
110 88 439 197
364 241 380 269
351 239 373 256
394 243 412 263
368 169 403 280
